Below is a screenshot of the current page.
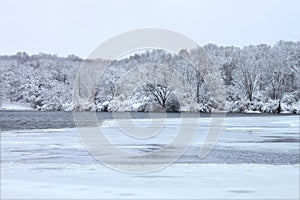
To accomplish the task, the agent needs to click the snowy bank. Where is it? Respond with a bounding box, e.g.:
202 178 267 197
0 100 33 111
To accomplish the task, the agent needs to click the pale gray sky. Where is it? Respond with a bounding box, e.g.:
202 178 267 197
0 0 299 58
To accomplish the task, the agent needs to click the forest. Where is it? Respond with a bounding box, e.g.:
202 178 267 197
0 40 299 113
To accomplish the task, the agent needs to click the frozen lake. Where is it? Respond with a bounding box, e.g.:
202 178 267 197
0 113 299 199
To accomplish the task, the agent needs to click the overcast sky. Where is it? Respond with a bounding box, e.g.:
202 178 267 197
0 0 299 58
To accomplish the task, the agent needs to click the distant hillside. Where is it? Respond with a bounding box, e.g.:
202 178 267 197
1 41 299 113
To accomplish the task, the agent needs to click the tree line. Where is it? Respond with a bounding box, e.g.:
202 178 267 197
0 40 299 113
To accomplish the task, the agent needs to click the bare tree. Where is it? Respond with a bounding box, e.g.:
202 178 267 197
142 83 173 109
234 46 259 102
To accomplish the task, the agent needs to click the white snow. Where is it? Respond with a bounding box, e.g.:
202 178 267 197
0 100 33 111
245 110 261 113
1 163 299 199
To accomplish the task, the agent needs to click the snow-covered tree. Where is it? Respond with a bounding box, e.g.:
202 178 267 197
1 40 299 113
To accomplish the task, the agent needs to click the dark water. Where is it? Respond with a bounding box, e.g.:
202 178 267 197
0 111 294 131
0 111 187 131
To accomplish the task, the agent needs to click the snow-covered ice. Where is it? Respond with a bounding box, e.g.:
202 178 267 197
1 163 299 199
1 115 299 199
